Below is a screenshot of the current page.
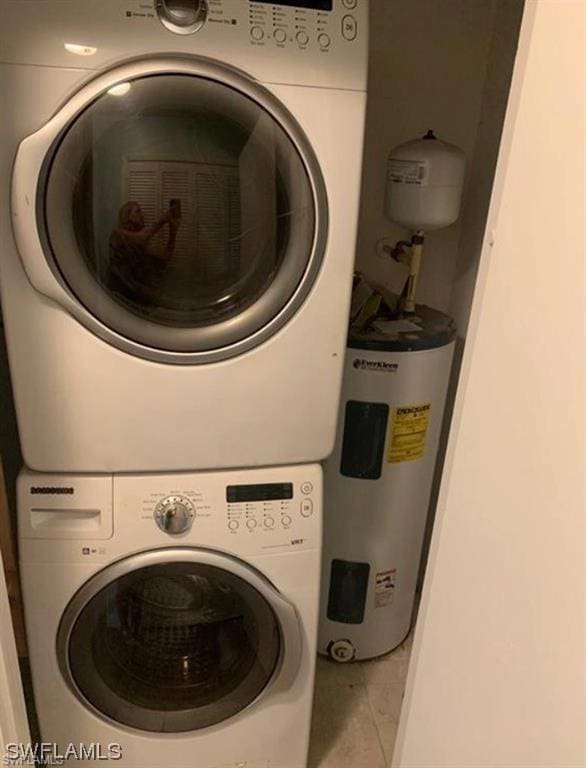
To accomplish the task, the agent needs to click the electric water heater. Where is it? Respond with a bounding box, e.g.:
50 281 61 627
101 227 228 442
319 131 464 662
319 307 455 661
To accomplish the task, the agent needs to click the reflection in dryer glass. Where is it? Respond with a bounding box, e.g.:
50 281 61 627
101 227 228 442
66 562 281 732
44 74 314 336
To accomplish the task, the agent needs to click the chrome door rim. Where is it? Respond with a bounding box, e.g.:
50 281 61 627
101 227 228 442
30 56 328 365
56 547 302 733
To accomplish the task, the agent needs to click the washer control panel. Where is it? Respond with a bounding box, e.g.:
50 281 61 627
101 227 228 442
19 467 321 560
120 465 321 553
226 479 316 534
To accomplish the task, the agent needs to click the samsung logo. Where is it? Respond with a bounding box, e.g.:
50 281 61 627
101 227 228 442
30 487 75 495
353 358 399 373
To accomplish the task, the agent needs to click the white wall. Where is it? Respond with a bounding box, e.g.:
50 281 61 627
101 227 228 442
393 1 585 765
448 0 525 334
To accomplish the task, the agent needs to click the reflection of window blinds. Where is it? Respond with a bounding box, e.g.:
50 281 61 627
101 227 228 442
126 169 159 230
227 177 242 268
196 172 228 282
125 160 240 294
161 166 192 264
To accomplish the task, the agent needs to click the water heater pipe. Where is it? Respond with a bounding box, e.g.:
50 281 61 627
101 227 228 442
403 231 425 313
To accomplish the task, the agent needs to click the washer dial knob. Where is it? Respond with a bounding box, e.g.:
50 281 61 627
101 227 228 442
155 495 195 535
156 0 208 35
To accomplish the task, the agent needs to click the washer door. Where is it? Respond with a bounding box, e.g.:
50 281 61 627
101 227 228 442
13 58 327 364
57 549 301 733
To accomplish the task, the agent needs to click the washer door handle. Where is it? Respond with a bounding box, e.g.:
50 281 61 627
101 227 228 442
266 588 303 688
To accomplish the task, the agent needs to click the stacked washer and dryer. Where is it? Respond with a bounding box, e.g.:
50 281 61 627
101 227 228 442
0 1 368 766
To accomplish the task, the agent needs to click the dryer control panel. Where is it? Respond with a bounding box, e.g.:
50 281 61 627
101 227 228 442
0 0 368 92
245 0 361 53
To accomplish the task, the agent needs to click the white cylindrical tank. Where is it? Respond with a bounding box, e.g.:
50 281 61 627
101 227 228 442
319 306 455 661
385 131 466 231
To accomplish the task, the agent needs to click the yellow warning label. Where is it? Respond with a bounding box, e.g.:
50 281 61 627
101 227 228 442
387 403 431 463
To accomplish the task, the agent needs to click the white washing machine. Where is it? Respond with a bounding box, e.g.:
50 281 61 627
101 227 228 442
0 0 368 473
18 464 322 768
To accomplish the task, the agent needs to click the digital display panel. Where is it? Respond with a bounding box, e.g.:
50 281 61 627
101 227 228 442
227 483 294 503
254 1 333 11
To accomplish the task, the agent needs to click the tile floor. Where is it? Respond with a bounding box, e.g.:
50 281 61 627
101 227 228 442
308 632 413 768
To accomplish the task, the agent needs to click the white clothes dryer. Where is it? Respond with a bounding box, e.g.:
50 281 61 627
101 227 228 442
0 0 368 473
18 463 322 768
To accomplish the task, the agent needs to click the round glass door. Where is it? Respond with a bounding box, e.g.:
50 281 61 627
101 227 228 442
57 556 283 732
41 68 326 361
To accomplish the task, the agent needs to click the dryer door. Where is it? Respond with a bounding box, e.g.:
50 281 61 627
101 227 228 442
13 58 327 364
57 548 301 733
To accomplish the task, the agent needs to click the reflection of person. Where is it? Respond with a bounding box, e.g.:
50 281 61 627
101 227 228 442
108 201 181 299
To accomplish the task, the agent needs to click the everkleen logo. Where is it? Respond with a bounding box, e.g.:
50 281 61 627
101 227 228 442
30 487 74 495
352 358 399 373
